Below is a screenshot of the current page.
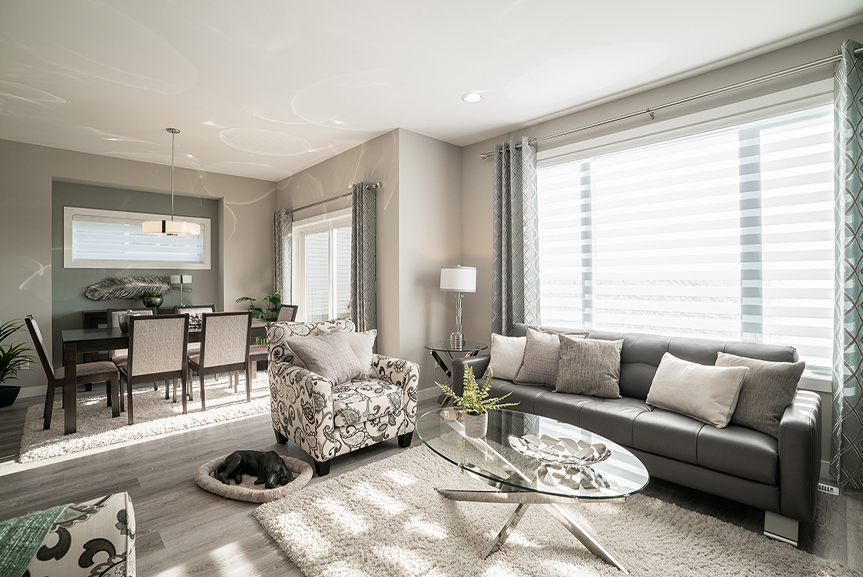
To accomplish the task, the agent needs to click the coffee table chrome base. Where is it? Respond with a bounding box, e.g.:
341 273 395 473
436 488 629 574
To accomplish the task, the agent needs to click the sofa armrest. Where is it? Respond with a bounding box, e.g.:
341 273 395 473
268 362 336 460
778 390 822 522
371 355 420 431
451 355 491 396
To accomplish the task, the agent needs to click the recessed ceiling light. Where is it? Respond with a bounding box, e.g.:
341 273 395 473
462 92 483 103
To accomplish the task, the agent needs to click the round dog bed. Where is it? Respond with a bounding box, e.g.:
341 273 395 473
196 453 313 503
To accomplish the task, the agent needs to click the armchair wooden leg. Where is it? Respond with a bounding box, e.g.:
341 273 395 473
398 432 413 448
314 460 331 477
274 429 288 444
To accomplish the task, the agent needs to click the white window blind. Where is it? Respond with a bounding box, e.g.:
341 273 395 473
64 207 210 269
293 209 352 323
538 106 833 368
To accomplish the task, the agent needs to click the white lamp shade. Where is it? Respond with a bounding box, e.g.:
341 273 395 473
440 266 476 292
142 219 201 237
171 274 192 283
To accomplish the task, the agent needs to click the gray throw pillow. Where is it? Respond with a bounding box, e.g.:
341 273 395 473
716 352 805 438
647 353 749 428
286 332 366 384
488 333 526 381
514 327 588 387
555 337 623 398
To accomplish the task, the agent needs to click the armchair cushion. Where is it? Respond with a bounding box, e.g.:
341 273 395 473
332 381 402 427
287 332 366 384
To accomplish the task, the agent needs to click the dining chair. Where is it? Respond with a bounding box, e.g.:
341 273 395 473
175 304 216 387
107 308 155 391
187 311 252 409
25 315 120 430
277 304 298 322
120 314 189 424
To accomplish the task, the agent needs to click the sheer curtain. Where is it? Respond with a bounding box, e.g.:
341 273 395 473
493 136 540 336
350 182 376 332
832 39 863 489
273 208 292 302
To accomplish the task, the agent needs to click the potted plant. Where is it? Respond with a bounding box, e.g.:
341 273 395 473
0 319 35 408
437 366 518 438
141 291 163 309
236 292 281 322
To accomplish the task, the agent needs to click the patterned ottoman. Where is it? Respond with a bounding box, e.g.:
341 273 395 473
1 492 135 577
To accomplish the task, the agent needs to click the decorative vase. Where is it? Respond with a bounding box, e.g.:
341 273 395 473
463 412 488 438
142 295 163 308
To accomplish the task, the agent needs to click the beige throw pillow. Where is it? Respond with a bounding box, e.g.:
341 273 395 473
555 337 623 398
647 353 749 428
488 334 526 381
286 332 366 384
514 327 588 387
716 352 805 438
341 329 378 378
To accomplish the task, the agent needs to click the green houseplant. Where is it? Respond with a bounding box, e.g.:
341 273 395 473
437 366 518 438
140 291 163 308
236 292 281 322
0 319 34 407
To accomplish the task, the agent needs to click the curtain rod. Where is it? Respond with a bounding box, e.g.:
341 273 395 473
289 181 381 213
480 45 863 159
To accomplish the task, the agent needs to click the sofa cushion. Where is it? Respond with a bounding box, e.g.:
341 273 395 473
579 397 651 447
488 379 552 416
532 390 595 428
717 352 805 439
646 353 748 427
489 333 526 381
632 408 704 465
555 336 623 398
697 424 779 485
332 380 402 427
514 327 562 387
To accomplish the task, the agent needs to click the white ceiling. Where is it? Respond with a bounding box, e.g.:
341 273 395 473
0 1 860 182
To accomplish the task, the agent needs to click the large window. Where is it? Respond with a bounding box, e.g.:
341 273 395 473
64 207 210 269
538 106 833 368
292 210 351 322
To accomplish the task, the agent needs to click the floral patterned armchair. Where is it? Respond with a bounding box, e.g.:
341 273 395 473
267 319 419 476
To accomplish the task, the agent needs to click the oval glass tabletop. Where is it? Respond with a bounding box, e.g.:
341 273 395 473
424 341 488 353
415 408 649 500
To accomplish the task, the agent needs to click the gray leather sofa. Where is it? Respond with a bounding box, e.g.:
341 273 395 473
452 323 821 545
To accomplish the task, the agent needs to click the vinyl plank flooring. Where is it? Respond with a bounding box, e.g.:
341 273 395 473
1 398 861 576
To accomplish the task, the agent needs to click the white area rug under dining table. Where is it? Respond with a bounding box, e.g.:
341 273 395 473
19 370 271 463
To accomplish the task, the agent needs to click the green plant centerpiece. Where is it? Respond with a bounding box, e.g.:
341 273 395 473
437 366 518 438
0 319 35 407
141 291 163 308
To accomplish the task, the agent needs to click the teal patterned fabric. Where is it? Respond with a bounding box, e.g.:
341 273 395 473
274 208 293 301
832 40 863 489
351 182 377 333
493 136 540 336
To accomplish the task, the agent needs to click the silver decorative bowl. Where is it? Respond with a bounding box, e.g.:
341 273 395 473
117 310 147 333
509 434 611 467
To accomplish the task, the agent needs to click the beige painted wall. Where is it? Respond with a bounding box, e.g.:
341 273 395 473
397 129 462 393
0 138 276 393
277 129 462 394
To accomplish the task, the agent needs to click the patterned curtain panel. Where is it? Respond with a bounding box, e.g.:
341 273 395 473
351 182 377 332
832 39 863 489
273 208 292 302
492 136 540 336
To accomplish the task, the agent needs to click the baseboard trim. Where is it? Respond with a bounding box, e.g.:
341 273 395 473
16 385 47 400
820 459 833 481
418 386 440 403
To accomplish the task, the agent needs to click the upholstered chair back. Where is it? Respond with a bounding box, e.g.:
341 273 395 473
107 308 154 359
267 319 355 364
128 316 187 377
277 305 299 321
174 305 216 315
200 312 250 368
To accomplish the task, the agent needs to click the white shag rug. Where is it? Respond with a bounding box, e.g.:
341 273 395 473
254 445 856 577
19 371 271 463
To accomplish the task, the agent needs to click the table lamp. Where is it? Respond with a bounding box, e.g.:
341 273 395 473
171 274 192 307
440 266 476 348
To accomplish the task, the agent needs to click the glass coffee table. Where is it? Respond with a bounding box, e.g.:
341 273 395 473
415 408 649 574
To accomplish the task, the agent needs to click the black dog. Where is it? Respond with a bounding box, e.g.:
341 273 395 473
215 450 293 489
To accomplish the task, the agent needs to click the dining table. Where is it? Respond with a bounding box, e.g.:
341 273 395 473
59 319 269 435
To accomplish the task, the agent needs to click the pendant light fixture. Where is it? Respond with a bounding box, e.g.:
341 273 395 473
142 128 201 237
